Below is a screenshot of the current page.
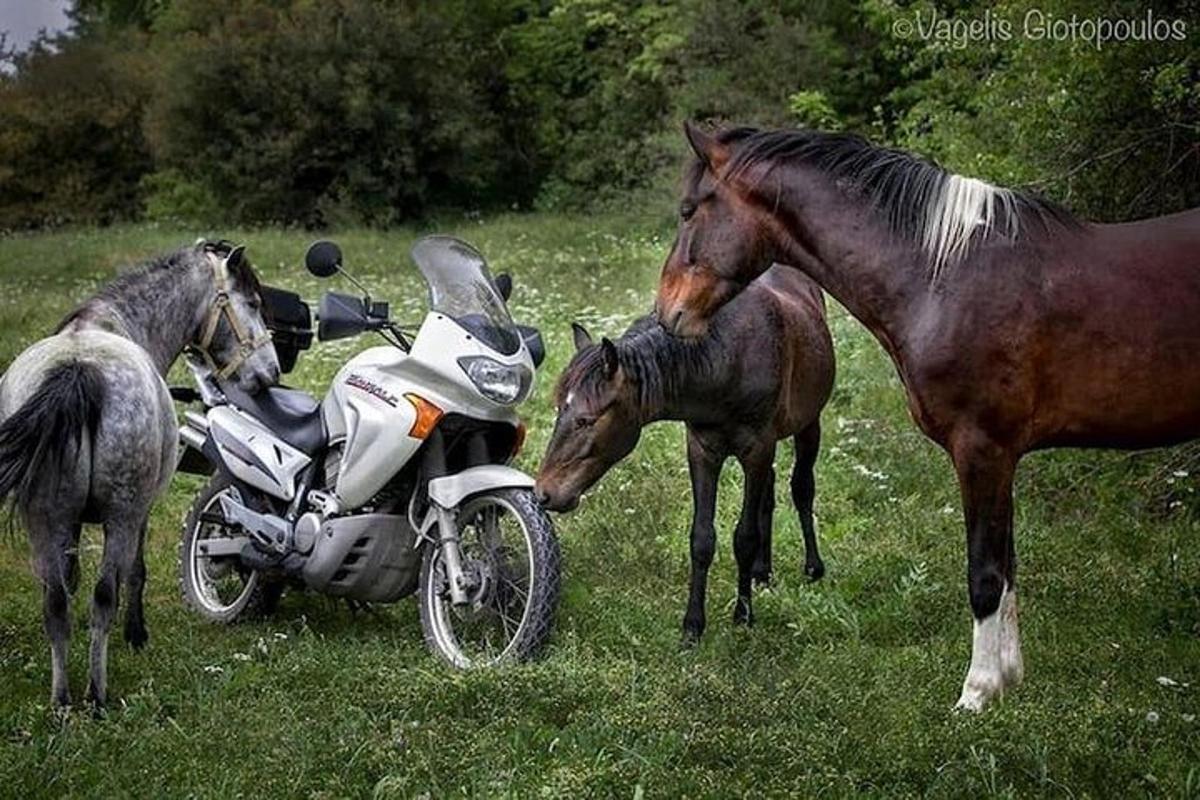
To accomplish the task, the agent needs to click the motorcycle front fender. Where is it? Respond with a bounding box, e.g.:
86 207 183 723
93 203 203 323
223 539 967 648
426 464 535 509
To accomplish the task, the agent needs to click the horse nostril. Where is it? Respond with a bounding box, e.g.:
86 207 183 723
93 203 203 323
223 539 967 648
533 487 550 506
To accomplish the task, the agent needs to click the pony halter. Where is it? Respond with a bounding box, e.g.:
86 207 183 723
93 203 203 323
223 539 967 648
191 245 273 381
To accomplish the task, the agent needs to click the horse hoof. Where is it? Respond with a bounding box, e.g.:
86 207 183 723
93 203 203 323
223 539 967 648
752 570 772 587
805 562 825 582
732 600 753 627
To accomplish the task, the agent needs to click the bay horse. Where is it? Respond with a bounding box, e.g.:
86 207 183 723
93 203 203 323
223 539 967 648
655 122 1200 710
0 241 278 709
535 265 834 641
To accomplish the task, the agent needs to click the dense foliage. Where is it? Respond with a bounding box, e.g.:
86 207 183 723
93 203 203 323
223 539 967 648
0 0 1196 227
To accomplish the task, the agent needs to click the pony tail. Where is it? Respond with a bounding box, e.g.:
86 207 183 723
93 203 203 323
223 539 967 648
0 361 106 523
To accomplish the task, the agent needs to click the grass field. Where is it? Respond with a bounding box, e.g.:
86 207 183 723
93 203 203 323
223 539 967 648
0 215 1197 798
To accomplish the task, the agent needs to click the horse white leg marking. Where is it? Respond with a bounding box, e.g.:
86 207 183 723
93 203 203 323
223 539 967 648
999 588 1023 688
956 582 1019 712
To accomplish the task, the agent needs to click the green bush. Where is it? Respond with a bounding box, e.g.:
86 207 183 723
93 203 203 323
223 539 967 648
143 0 516 226
867 0 1200 220
0 0 1195 226
0 34 151 229
139 168 223 226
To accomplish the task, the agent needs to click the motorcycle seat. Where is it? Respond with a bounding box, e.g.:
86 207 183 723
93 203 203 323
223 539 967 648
225 384 327 455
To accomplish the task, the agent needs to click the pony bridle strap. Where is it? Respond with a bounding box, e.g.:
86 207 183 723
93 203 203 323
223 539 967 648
193 250 272 380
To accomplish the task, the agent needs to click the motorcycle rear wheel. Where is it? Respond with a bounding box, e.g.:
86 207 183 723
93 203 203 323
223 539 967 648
418 488 560 668
179 475 284 623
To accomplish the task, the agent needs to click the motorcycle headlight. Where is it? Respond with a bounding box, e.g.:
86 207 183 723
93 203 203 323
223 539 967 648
457 356 531 405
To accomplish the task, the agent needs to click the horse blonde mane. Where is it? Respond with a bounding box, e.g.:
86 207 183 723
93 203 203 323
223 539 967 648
922 175 1023 276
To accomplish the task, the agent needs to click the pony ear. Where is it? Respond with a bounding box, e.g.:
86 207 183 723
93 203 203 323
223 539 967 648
225 245 246 271
600 338 619 378
571 322 593 352
684 120 729 174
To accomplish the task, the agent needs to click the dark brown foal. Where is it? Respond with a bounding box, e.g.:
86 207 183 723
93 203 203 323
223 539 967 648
536 265 834 641
655 122 1200 709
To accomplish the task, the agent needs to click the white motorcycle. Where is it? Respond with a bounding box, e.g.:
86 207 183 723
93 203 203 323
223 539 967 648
175 235 560 667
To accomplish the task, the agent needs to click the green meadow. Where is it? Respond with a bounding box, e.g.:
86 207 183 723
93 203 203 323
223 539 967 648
0 216 1196 798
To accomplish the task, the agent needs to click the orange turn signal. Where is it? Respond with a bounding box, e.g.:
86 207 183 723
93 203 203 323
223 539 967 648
404 393 443 439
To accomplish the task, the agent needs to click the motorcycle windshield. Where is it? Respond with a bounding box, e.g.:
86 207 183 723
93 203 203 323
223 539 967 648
411 235 520 355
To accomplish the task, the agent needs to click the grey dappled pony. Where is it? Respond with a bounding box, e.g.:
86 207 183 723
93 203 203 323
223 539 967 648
0 241 278 709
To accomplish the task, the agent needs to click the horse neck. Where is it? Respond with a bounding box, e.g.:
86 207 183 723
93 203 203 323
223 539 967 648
761 166 931 348
619 324 718 424
85 260 210 375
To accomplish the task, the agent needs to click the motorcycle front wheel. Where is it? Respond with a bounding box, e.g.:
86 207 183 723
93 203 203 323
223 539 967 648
418 488 561 668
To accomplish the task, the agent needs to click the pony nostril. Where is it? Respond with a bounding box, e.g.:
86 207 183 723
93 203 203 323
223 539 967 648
533 487 550 505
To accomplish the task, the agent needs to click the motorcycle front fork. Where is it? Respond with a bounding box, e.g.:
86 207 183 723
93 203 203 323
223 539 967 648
435 506 472 607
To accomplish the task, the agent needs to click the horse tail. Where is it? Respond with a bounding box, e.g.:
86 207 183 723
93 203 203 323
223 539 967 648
0 361 106 522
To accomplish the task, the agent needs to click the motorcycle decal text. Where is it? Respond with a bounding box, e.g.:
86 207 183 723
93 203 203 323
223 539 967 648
345 373 399 407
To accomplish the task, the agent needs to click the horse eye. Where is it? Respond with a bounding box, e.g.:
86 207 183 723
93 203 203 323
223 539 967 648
575 417 594 430
680 202 697 221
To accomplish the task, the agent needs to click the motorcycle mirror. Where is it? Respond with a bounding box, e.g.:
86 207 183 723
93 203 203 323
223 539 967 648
495 272 513 302
305 240 342 278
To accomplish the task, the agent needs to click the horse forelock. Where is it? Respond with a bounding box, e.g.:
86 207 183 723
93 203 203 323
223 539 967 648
555 346 610 411
719 127 1077 277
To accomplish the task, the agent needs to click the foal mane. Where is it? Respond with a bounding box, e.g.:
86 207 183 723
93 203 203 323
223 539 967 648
557 315 714 415
712 127 1077 276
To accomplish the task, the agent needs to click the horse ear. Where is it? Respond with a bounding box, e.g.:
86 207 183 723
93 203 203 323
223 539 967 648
600 338 619 378
684 120 729 174
226 245 246 272
571 322 593 352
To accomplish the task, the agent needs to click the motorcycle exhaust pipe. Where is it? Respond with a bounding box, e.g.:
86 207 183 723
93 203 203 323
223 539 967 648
179 409 209 451
179 424 206 451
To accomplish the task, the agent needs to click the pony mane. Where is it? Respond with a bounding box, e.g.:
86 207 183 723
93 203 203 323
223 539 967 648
716 127 1077 276
56 242 260 333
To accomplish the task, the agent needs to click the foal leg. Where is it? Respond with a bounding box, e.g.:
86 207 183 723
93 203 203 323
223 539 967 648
733 446 773 627
792 422 825 581
123 521 149 650
751 461 775 586
29 520 75 708
682 431 723 644
952 432 1022 712
88 513 144 708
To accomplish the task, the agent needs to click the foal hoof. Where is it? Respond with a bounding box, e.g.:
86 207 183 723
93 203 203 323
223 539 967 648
751 568 773 587
805 561 826 582
125 622 149 651
732 599 753 627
